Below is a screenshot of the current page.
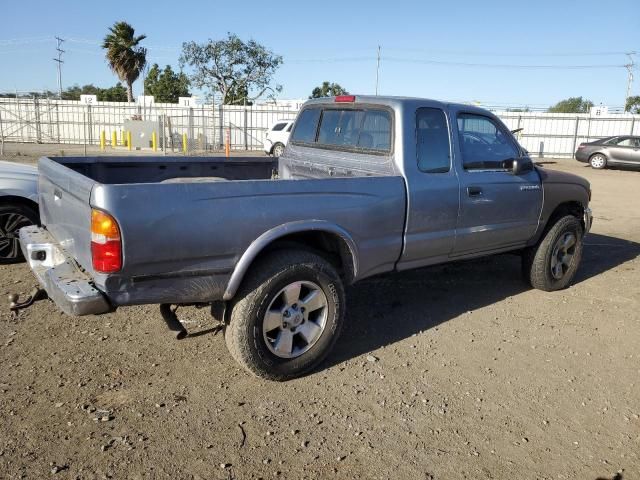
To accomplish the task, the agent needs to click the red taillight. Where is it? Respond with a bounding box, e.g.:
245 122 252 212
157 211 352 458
91 240 122 272
334 95 356 103
91 209 122 273
578 144 585 149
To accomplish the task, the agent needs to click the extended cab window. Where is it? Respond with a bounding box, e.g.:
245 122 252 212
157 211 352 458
271 122 287 132
291 108 321 143
416 108 450 173
457 113 518 170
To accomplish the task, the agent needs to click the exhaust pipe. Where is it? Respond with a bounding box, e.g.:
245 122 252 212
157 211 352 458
159 304 188 340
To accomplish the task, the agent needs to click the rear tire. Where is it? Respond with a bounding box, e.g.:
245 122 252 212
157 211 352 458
0 203 39 264
522 215 584 291
589 153 607 169
224 249 345 381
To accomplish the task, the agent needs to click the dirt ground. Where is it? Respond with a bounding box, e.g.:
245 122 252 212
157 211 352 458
0 144 638 479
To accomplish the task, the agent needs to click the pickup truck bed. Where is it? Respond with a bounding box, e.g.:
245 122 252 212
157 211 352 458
24 155 405 313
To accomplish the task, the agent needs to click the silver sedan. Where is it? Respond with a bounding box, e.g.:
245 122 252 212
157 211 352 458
575 135 640 169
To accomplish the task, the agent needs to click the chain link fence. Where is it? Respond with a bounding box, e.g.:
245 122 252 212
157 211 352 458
0 96 638 157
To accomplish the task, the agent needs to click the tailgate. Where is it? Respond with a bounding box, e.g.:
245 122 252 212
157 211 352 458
38 157 95 273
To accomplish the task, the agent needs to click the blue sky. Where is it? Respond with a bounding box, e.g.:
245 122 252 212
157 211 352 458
1 0 638 108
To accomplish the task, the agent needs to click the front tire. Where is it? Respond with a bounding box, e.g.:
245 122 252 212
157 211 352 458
522 215 584 291
224 249 345 381
0 203 39 264
589 153 607 169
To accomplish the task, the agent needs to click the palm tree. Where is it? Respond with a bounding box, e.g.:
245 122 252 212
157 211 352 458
102 21 147 103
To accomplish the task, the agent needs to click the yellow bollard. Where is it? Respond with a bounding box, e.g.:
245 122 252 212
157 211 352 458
152 131 157 152
111 131 117 147
121 129 125 146
127 131 132 151
100 131 106 151
182 133 187 154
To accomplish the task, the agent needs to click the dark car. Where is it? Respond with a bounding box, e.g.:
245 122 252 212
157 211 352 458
0 161 39 264
575 135 640 169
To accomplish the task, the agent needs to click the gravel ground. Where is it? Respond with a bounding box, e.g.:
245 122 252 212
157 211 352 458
0 146 638 479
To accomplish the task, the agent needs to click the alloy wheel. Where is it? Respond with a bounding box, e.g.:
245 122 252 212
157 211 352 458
262 281 328 359
0 212 31 260
550 232 577 280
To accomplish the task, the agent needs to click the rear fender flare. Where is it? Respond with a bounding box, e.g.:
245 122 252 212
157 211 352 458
223 220 359 301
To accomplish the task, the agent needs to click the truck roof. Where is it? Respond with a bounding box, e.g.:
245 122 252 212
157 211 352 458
303 95 488 114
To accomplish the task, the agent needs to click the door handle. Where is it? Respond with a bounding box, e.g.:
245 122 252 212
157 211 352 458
467 186 483 197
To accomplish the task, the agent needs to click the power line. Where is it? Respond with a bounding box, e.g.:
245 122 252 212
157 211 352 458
53 36 64 98
380 47 637 57
0 37 52 46
383 56 628 70
287 55 629 69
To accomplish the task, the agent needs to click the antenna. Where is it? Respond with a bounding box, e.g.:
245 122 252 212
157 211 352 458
625 51 636 110
53 36 65 99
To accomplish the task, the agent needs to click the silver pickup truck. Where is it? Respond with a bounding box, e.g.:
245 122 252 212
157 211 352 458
19 96 592 380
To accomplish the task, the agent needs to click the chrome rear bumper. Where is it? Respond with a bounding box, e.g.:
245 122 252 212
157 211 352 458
18 226 111 316
584 207 593 233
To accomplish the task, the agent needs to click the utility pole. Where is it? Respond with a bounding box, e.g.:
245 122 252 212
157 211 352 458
53 37 65 99
375 45 381 96
625 52 636 110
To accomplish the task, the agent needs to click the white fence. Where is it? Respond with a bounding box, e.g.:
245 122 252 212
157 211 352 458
0 97 638 157
0 98 298 152
498 112 638 158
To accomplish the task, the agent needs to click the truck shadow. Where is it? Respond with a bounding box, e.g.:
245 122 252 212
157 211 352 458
326 233 639 369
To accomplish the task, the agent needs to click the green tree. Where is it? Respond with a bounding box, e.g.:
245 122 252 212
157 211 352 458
310 81 348 99
60 83 127 102
144 64 190 103
99 83 128 102
61 84 101 100
102 21 147 102
180 33 282 104
625 95 640 114
548 96 594 113
225 83 253 106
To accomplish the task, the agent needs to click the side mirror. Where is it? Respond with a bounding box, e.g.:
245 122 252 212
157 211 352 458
512 156 533 175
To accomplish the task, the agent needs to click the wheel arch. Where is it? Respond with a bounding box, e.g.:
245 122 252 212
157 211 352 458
530 199 586 246
223 221 358 301
589 150 610 162
0 194 39 216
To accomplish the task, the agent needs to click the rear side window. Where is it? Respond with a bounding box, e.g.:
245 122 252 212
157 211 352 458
271 122 288 131
416 108 450 173
291 108 321 143
613 137 634 147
